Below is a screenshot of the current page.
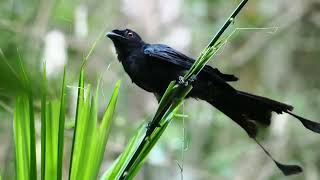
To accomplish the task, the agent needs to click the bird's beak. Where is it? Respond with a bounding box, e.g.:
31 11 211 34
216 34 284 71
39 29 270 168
106 30 127 41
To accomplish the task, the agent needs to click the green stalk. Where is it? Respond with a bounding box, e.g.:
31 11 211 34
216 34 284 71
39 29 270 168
13 96 28 180
28 93 37 180
68 72 121 180
41 64 47 180
68 69 85 180
184 0 249 80
57 67 67 180
207 0 248 48
69 29 104 179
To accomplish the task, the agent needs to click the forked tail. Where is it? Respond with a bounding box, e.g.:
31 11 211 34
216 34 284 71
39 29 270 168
207 90 320 176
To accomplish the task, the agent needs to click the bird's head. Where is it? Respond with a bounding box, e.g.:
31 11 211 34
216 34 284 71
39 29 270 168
106 29 144 56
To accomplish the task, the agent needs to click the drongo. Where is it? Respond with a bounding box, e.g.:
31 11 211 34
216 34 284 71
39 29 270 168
107 28 320 175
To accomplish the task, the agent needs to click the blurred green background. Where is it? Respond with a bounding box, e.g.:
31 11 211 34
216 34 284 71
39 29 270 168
1 0 320 179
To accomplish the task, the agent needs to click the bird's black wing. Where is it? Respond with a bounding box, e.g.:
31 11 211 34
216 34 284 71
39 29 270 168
143 44 238 81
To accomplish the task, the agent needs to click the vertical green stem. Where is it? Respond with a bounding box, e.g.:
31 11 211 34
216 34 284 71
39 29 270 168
68 69 84 180
41 64 47 180
57 67 67 180
28 93 37 180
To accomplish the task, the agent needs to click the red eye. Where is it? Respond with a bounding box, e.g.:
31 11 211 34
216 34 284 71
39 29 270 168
128 32 133 38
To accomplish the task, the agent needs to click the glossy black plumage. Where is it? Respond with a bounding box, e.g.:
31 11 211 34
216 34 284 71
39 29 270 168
107 28 320 175
107 28 320 137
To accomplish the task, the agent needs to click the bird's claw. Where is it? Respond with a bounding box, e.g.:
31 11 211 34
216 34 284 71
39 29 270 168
146 122 161 136
178 75 197 86
229 17 235 24
146 121 161 130
178 76 188 86
146 122 152 129
178 76 189 86
189 75 197 82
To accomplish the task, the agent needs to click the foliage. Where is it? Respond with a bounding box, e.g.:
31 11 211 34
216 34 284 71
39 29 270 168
13 65 121 179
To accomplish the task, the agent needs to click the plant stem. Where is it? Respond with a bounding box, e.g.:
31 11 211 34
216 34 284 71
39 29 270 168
207 0 249 48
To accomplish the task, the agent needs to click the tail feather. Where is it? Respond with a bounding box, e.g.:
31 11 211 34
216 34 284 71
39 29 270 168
253 138 303 176
286 111 320 134
237 91 293 114
237 91 320 134
207 90 320 176
208 90 320 137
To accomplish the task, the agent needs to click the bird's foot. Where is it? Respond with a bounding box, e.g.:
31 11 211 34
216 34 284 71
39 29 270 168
146 121 161 130
189 75 197 82
146 122 151 130
178 75 197 86
178 76 188 86
146 121 161 136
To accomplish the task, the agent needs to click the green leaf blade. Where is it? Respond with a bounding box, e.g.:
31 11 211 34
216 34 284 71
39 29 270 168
57 67 67 180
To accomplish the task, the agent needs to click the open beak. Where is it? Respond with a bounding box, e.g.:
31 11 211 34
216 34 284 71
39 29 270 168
106 30 127 41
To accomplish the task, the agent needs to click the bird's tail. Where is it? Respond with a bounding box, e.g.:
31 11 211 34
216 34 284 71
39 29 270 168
208 90 320 137
207 90 320 176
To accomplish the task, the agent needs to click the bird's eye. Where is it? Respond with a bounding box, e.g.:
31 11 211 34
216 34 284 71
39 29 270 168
128 32 134 38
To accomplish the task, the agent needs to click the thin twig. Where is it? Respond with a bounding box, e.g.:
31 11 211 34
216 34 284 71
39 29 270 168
207 0 249 48
180 103 186 180
231 3 304 67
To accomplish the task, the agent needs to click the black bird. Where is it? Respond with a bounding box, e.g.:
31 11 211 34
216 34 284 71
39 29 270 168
107 28 320 175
